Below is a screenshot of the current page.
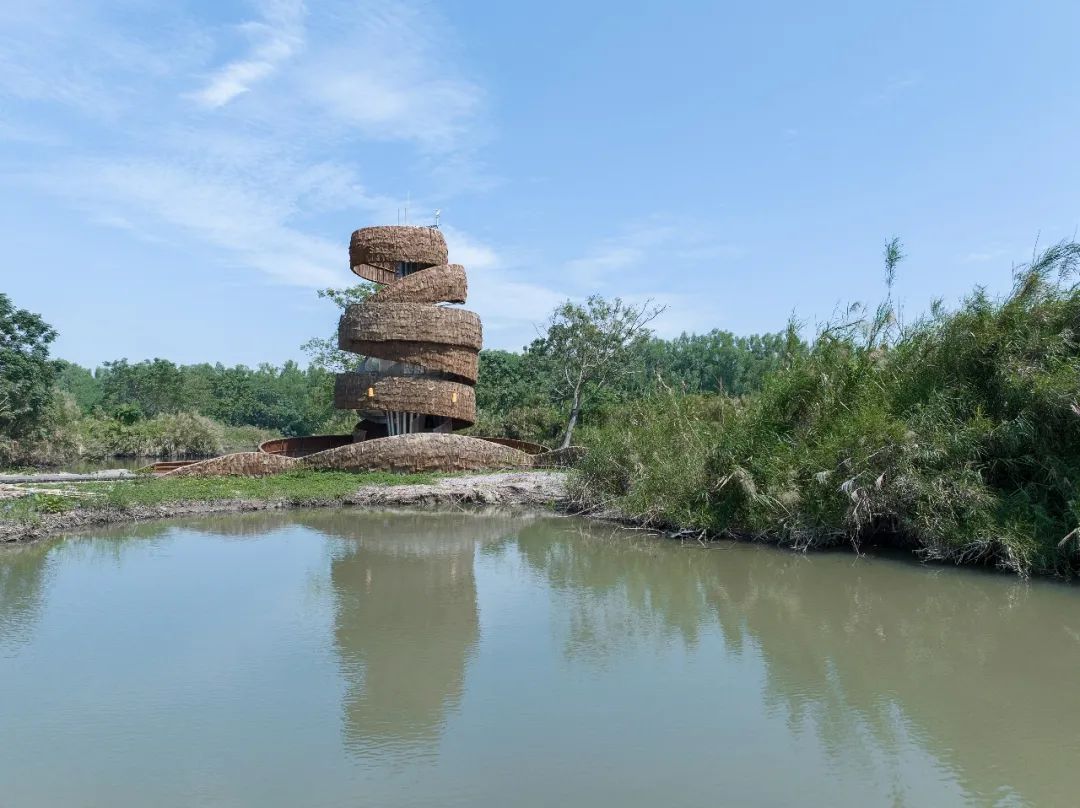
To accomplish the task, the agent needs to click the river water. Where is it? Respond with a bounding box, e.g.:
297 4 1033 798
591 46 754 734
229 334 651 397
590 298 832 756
1 510 1077 806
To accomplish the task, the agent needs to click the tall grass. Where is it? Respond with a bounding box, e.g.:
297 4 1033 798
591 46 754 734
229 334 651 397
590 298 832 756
574 242 1080 576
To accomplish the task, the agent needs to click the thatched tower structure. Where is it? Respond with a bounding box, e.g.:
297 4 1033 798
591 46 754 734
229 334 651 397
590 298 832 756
334 225 478 438
173 223 570 475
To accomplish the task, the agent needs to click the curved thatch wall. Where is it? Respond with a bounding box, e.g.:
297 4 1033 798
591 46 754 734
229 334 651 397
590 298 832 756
335 374 476 426
336 224 482 437
338 302 481 382
339 303 482 350
470 436 548 455
165 452 300 477
343 341 479 383
369 263 467 305
303 434 532 473
349 226 447 284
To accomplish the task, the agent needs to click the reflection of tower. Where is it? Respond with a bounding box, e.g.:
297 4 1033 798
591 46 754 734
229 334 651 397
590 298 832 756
298 511 523 756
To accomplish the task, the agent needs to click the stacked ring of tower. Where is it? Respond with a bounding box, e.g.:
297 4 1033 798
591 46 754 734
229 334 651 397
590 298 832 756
335 226 480 434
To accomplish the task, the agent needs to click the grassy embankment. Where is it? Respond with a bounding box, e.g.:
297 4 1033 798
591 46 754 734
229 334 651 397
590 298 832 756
1 470 438 526
1 410 283 469
574 243 1080 577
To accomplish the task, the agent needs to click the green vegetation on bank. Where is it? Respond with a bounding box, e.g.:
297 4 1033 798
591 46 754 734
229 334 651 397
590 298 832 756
6 239 1079 577
1 469 438 524
2 285 797 466
574 242 1080 576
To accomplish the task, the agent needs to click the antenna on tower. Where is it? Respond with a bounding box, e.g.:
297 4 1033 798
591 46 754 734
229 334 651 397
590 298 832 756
433 209 441 229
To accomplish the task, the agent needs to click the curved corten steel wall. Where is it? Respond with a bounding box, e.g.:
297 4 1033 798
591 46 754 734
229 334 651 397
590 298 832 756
259 434 353 457
337 226 481 431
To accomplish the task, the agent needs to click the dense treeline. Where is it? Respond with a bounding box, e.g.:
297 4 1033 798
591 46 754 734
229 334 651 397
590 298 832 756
1 288 798 464
57 359 343 436
473 329 800 444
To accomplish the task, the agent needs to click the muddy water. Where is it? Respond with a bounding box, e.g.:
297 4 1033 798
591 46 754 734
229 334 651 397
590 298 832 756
1 510 1077 807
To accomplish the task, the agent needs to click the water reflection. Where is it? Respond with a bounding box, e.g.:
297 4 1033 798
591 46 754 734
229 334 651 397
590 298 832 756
294 510 525 758
516 523 1080 806
0 541 53 655
1 510 1077 805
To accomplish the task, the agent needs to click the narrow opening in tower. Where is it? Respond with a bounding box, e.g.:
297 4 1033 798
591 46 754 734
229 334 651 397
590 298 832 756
395 261 424 279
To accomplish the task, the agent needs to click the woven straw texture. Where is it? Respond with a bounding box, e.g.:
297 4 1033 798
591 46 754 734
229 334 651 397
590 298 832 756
369 263 467 304
470 436 548 455
349 226 448 284
335 224 483 434
339 302 481 350
342 340 479 382
303 433 531 473
335 373 476 425
166 452 300 477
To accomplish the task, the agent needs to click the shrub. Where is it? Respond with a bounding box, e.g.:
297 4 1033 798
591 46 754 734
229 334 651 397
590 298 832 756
576 243 1080 576
145 412 224 458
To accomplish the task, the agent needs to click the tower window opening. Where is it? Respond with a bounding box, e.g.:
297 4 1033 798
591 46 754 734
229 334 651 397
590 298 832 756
395 261 424 279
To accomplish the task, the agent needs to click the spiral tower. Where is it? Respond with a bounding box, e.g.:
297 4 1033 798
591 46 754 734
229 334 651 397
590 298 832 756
334 225 479 438
173 224 579 475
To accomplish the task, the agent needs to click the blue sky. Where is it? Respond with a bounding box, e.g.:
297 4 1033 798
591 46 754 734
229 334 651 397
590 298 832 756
2 0 1078 368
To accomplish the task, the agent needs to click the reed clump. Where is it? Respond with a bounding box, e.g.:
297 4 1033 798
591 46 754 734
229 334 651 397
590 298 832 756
574 242 1080 576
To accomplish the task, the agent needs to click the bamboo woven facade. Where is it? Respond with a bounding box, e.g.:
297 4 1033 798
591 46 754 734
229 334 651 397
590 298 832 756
368 263 467 305
338 300 481 382
303 434 531 473
337 225 481 430
151 223 580 477
349 226 448 285
334 373 476 426
165 452 300 477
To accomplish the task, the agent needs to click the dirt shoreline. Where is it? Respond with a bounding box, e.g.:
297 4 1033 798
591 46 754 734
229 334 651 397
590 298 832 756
0 471 572 545
2 469 1064 578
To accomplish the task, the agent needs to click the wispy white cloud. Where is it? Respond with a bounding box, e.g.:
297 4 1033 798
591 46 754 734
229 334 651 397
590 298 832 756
961 247 1008 263
562 219 743 284
0 2 208 117
442 225 500 271
442 225 568 346
295 4 484 152
565 245 646 276
190 0 306 108
42 158 342 287
557 219 746 338
3 0 493 296
6 0 713 354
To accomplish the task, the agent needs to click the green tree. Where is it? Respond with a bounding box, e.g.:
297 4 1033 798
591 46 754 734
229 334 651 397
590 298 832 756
0 294 58 441
536 296 665 448
55 359 102 412
301 284 378 372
